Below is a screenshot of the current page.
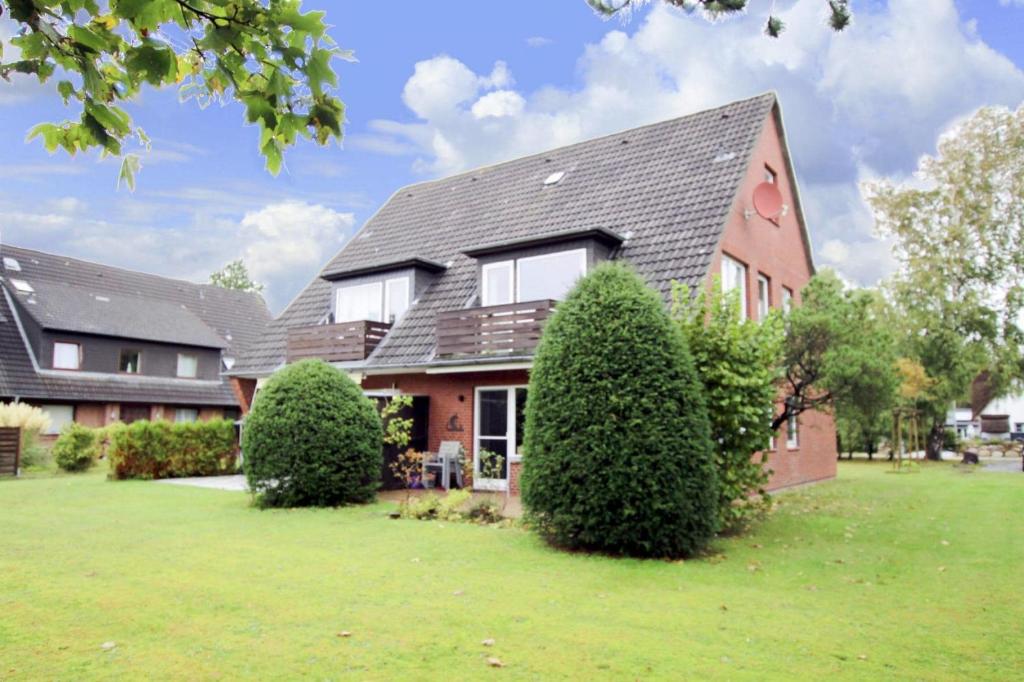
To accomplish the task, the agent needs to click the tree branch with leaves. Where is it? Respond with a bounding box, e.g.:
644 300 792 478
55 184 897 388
584 0 852 38
0 0 349 188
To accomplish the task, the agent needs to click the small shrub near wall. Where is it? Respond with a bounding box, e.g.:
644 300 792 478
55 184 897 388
53 423 99 472
108 419 237 480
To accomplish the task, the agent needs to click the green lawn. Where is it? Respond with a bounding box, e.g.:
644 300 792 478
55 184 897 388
1 463 1021 680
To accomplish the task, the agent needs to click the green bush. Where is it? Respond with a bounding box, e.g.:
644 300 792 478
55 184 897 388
942 428 961 452
521 263 719 558
242 359 383 507
674 281 783 533
108 419 237 479
52 422 98 472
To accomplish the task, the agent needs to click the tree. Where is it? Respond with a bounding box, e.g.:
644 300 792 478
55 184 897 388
584 0 852 38
242 359 382 508
522 263 718 559
673 280 782 533
866 104 1024 459
0 0 348 187
773 271 899 440
209 259 263 293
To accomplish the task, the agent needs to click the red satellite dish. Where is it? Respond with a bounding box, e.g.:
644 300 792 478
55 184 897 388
752 182 784 220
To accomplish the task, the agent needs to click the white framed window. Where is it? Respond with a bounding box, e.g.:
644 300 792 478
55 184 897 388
473 385 528 492
119 349 141 374
782 286 794 313
3 257 21 271
40 404 75 435
721 254 748 320
176 353 198 378
10 278 33 293
53 342 81 370
174 408 199 423
384 277 410 324
787 415 799 449
482 261 514 306
335 282 383 323
757 274 771 320
516 249 587 303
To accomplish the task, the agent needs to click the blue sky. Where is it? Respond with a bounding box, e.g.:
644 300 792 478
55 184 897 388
1 0 1023 313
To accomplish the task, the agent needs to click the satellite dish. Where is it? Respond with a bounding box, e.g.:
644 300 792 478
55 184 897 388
752 182 784 220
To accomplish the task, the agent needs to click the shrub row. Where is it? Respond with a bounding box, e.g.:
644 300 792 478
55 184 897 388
108 419 238 480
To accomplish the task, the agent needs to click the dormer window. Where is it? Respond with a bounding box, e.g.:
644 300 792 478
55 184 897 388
53 341 81 370
335 276 410 324
482 249 587 306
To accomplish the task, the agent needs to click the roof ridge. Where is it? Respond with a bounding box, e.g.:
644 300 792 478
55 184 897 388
391 91 777 191
0 243 265 304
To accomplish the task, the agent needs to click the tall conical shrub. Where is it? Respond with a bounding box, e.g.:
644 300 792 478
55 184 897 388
521 264 718 558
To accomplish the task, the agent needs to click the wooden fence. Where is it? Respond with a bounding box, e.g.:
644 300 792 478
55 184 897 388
0 427 21 477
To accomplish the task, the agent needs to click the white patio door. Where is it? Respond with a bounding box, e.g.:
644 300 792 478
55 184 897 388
474 386 527 491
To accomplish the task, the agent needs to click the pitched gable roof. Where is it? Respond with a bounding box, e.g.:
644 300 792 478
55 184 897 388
0 245 271 404
233 92 780 376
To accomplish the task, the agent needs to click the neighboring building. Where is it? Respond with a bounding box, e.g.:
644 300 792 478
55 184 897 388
949 374 1024 441
231 92 838 492
0 245 271 437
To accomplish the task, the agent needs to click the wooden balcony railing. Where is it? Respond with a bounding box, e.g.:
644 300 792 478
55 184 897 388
436 299 555 358
286 320 392 363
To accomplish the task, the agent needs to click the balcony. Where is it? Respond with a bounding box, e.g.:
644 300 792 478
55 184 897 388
286 320 392 363
436 299 555 358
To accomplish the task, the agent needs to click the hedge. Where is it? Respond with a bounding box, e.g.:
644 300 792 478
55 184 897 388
521 263 719 558
242 359 383 508
108 419 238 480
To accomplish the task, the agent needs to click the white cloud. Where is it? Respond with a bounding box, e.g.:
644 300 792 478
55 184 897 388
0 195 355 312
238 201 355 287
471 90 526 119
367 0 1024 286
526 36 554 48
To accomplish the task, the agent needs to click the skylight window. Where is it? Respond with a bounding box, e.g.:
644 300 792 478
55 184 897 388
543 171 565 186
713 151 736 163
94 295 111 303
3 257 21 271
10 279 33 293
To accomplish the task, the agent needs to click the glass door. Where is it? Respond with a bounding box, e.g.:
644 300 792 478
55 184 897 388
475 388 509 490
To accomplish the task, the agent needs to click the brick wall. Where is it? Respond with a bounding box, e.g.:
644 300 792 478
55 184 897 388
709 110 839 489
363 369 529 492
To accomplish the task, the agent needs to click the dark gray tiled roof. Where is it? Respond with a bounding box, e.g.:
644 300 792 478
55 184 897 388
233 93 778 376
0 245 271 405
15 280 229 349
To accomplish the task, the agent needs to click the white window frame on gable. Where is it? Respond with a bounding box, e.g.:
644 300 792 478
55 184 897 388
720 254 749 320
757 273 771 320
516 249 587 303
787 414 800 449
383 277 410 324
782 286 794 314
53 342 81 370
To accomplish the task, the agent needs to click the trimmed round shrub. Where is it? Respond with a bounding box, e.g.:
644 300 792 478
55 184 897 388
521 263 719 558
53 422 98 472
243 359 383 507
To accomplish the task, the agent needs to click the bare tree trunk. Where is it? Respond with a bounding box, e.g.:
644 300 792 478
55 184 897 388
925 421 945 461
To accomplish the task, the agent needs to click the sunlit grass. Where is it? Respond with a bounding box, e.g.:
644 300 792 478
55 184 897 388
0 462 1020 680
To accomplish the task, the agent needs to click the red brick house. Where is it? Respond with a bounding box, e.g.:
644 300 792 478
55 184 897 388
230 92 837 493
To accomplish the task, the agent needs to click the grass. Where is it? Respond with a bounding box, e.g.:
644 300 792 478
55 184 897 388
1 462 1021 680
